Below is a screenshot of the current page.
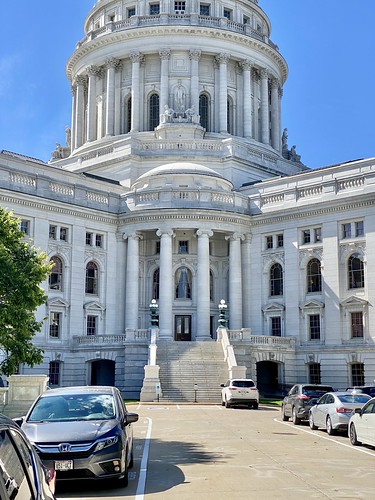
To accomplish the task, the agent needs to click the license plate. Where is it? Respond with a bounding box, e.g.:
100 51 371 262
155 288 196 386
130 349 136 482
55 460 73 471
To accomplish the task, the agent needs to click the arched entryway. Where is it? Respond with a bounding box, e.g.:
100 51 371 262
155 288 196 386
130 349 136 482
256 361 280 397
90 360 115 386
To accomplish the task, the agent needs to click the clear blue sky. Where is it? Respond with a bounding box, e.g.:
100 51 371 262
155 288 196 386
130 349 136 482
1 1 374 169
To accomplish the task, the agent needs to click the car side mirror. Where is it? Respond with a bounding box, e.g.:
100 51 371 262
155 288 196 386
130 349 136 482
220 384 225 388
12 416 25 427
125 412 139 425
354 408 362 415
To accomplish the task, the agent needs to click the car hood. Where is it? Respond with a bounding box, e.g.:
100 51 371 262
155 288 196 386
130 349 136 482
22 419 118 443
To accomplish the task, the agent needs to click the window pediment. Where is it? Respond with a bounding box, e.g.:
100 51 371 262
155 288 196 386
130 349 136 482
262 303 284 313
300 300 324 311
46 297 70 309
340 296 368 308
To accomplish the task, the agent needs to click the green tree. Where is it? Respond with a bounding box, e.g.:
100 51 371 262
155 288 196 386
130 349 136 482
0 207 52 375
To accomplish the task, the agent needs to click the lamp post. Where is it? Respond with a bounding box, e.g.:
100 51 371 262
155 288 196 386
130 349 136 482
149 299 159 327
218 299 228 328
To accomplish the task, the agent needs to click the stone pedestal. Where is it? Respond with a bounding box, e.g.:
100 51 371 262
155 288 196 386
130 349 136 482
2 375 49 418
140 365 161 402
155 122 205 140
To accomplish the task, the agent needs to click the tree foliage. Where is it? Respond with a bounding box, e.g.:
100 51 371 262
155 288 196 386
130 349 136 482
0 207 52 375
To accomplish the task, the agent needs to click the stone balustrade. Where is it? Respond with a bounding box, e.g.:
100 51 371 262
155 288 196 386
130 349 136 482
228 330 296 348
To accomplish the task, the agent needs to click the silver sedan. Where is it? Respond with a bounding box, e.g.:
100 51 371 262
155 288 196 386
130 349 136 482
309 392 370 435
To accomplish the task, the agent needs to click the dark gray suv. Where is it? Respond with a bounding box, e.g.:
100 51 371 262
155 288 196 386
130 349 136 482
281 384 334 425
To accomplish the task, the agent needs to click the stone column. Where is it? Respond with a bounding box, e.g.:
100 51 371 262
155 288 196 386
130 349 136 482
70 83 77 151
105 58 121 137
270 77 280 151
156 229 175 339
130 51 144 132
196 229 213 340
189 49 201 114
86 65 100 142
260 69 270 145
215 53 230 133
241 59 253 139
75 75 87 149
159 49 171 114
225 233 244 330
241 232 252 328
123 232 143 330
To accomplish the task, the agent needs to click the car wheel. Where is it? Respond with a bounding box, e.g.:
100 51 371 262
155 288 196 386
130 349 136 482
281 405 289 422
292 407 301 425
349 423 361 446
221 399 225 407
309 413 318 430
326 416 335 435
225 398 231 408
253 402 259 410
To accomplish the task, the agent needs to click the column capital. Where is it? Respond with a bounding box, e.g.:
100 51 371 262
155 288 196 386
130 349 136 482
129 51 144 64
86 65 102 77
123 231 143 241
260 68 269 80
225 232 245 242
159 48 171 60
270 77 280 90
215 52 230 65
75 74 87 87
241 59 254 72
156 229 175 238
189 49 202 61
70 84 77 96
105 57 122 70
196 229 213 238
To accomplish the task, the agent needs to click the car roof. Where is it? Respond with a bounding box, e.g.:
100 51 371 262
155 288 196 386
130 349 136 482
229 378 255 382
325 391 370 397
39 385 116 397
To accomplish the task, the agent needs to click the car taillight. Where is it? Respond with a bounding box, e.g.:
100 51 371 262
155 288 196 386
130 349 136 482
296 394 310 400
336 407 353 414
229 387 237 391
250 388 257 391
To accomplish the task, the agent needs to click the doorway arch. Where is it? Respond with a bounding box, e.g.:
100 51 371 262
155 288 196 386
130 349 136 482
90 359 115 386
256 361 280 396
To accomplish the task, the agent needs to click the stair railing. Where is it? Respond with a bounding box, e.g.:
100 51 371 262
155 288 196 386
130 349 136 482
217 327 247 379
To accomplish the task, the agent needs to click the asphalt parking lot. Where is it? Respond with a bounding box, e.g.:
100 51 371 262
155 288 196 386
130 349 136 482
57 403 375 499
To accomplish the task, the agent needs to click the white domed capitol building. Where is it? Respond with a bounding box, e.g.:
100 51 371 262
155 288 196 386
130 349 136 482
1 0 374 399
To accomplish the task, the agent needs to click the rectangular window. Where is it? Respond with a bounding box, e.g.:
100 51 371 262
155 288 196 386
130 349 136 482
178 240 189 254
155 241 160 254
49 312 61 338
87 316 97 336
49 361 60 386
309 363 321 384
200 3 210 16
271 317 281 337
351 363 365 386
277 234 284 248
174 1 186 14
266 236 273 249
342 223 351 239
20 219 30 235
303 229 311 244
150 3 160 15
60 227 68 241
127 7 136 17
351 312 364 338
49 225 57 240
223 8 232 20
86 232 93 245
355 221 364 237
95 234 103 247
243 15 250 24
309 315 320 340
314 227 322 243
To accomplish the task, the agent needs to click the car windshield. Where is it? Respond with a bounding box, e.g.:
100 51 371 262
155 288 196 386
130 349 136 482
28 394 116 422
231 381 254 388
302 386 333 398
337 394 370 404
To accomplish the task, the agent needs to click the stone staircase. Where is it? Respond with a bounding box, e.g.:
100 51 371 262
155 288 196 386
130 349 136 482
157 341 229 403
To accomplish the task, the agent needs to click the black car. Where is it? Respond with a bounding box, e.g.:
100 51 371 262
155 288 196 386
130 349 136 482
0 412 55 499
281 384 334 425
18 385 138 485
346 386 375 398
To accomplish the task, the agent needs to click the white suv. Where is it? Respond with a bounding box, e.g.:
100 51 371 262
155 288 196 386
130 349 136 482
221 379 259 409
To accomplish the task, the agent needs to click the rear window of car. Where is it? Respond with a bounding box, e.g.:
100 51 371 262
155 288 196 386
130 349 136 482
231 380 255 388
338 394 370 404
302 386 333 397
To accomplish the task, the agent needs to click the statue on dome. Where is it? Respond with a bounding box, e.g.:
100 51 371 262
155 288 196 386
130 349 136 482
185 105 198 124
65 126 71 148
175 81 186 112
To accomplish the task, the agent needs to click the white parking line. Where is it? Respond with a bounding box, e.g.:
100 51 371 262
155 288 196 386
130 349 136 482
273 418 375 457
135 416 153 500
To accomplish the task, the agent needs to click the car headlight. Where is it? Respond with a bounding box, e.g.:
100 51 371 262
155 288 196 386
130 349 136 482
94 436 118 452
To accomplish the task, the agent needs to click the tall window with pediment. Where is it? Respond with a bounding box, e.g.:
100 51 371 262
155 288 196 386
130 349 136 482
175 266 192 299
85 261 98 295
307 258 322 293
348 253 364 289
270 263 283 296
49 256 63 291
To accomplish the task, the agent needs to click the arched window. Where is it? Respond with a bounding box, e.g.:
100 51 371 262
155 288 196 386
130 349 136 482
307 258 322 293
270 263 283 296
149 93 160 130
153 268 160 300
49 256 63 290
175 266 192 299
227 96 234 135
86 261 98 295
125 97 132 133
348 253 364 289
199 94 209 131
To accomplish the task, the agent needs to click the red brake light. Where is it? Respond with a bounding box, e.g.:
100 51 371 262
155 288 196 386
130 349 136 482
336 407 353 414
296 394 310 400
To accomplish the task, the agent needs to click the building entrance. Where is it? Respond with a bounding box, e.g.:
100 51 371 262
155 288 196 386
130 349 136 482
175 315 192 341
90 360 115 386
256 360 280 397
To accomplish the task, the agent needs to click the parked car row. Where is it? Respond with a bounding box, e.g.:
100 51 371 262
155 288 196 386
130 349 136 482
281 383 375 448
